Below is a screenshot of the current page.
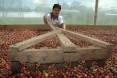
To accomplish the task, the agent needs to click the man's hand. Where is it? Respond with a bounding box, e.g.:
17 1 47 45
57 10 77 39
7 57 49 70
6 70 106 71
43 16 50 24
61 23 66 30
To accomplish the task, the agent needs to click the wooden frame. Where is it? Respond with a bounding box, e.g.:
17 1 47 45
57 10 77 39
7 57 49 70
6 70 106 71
0 25 117 30
8 22 112 64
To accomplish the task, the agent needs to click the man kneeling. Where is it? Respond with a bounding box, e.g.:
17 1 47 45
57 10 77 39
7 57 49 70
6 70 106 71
43 4 66 30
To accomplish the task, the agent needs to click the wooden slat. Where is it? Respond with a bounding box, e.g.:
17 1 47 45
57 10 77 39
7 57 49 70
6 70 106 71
60 28 112 48
8 47 110 63
57 34 78 52
9 30 62 51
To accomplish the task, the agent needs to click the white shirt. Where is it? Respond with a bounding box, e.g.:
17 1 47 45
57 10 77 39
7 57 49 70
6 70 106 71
44 12 65 26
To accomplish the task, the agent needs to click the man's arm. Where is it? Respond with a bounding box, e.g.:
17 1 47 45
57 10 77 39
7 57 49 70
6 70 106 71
59 16 66 30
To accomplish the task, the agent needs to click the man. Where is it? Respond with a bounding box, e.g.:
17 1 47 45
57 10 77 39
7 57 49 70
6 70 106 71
43 4 66 30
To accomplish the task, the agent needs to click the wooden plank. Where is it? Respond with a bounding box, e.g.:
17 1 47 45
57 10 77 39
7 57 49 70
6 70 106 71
61 28 112 48
57 34 78 52
9 30 62 51
8 47 110 63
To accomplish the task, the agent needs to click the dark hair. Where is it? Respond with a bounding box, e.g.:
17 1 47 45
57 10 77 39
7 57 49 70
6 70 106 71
53 4 61 10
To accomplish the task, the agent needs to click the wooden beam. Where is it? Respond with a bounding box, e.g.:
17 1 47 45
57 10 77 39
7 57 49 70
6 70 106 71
47 21 56 31
61 28 112 48
9 30 62 51
57 34 78 52
8 47 110 63
47 21 78 52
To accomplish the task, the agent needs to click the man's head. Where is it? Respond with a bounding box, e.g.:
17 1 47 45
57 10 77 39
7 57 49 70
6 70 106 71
52 4 61 17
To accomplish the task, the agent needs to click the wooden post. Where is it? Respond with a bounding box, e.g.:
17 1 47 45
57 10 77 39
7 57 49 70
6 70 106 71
3 0 5 18
94 0 99 26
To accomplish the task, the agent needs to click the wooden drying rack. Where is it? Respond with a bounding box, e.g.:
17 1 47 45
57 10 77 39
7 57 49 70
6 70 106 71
8 22 112 74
